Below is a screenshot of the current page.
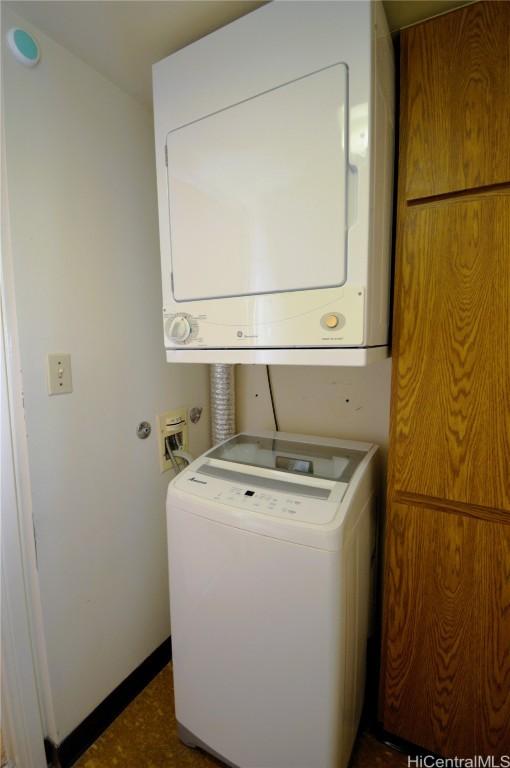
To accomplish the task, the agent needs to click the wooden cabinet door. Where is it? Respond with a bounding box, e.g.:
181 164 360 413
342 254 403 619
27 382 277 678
380 500 510 757
391 193 510 512
403 1 510 200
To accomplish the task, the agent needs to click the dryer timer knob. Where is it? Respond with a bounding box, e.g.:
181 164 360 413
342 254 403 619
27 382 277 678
169 315 191 343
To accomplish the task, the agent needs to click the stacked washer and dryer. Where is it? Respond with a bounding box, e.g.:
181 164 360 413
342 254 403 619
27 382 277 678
153 1 394 766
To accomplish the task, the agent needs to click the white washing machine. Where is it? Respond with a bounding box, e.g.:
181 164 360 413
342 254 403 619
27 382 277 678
166 431 378 768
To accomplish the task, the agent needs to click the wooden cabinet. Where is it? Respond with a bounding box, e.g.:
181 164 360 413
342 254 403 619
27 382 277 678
393 193 510 511
381 501 510 756
380 2 510 757
404 2 510 200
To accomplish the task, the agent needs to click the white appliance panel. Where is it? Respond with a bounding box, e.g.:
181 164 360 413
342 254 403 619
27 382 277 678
168 505 344 768
167 64 348 302
163 284 366 350
173 464 343 525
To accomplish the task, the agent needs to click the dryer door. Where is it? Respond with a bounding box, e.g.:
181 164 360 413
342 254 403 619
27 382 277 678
166 63 349 302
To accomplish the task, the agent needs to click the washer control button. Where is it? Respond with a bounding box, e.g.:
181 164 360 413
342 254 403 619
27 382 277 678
320 313 346 331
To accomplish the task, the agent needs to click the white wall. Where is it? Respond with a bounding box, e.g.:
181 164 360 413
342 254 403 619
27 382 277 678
237 360 392 461
3 11 210 742
2 318 47 767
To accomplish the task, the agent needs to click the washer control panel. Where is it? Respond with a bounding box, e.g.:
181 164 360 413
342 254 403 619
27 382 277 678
175 471 346 525
220 485 307 517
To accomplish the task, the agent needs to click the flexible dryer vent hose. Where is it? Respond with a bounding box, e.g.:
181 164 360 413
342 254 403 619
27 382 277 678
210 364 236 446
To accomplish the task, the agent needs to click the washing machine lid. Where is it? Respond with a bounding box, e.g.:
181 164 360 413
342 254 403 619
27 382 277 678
207 433 367 484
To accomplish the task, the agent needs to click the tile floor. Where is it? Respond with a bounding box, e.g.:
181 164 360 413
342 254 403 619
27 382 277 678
74 665 408 768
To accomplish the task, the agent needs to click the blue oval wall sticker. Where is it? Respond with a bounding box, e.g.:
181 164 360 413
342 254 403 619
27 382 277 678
8 27 40 66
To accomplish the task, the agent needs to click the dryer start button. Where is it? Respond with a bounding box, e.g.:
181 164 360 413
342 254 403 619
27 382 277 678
321 313 345 331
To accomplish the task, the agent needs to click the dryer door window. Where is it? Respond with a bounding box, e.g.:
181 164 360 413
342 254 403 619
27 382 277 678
166 63 348 302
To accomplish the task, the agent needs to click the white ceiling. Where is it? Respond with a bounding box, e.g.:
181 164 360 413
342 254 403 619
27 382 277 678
6 0 472 109
6 1 265 108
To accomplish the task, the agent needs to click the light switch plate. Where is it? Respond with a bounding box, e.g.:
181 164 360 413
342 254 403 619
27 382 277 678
47 353 72 395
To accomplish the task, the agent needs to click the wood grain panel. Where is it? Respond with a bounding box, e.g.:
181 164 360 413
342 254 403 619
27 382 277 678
381 2 510 756
404 1 510 200
381 501 510 757
391 193 510 511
